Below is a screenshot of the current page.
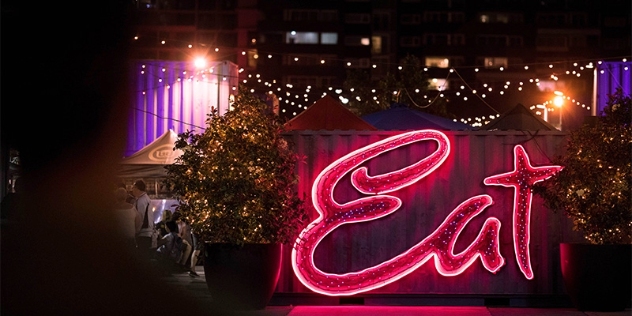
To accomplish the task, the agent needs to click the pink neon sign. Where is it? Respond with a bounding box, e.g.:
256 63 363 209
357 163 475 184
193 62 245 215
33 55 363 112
291 130 562 296
484 145 563 280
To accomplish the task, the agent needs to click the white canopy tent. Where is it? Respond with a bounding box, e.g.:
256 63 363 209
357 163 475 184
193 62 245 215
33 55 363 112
119 129 183 179
119 129 183 221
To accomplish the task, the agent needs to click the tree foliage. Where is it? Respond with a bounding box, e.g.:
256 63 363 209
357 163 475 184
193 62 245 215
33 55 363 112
533 88 632 244
343 55 450 118
164 86 309 246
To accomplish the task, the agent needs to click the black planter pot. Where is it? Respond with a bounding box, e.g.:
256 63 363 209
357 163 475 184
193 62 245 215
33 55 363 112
203 243 282 311
560 242 632 311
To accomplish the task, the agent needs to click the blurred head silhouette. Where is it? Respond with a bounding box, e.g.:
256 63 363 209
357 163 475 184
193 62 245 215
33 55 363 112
1 1 209 315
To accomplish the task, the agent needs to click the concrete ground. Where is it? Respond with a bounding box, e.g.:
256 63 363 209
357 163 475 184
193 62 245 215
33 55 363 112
163 266 631 316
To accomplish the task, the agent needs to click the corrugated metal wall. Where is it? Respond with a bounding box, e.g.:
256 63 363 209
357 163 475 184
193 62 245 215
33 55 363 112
277 130 584 296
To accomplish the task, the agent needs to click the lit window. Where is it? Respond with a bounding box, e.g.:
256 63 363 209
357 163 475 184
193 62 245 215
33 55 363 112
428 78 448 91
321 33 338 45
371 36 382 54
286 32 319 44
344 36 370 46
425 57 450 68
483 57 508 68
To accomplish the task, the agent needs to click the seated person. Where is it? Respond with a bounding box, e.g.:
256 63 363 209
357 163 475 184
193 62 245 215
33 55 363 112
154 220 183 274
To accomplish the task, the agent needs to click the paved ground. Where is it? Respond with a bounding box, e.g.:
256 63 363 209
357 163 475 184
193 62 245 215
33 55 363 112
162 267 631 316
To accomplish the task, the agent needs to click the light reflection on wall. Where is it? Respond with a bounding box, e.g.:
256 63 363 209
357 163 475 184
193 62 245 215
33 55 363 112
126 60 239 157
593 61 631 116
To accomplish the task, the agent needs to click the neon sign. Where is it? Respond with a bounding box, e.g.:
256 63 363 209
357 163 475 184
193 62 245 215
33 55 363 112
291 130 562 296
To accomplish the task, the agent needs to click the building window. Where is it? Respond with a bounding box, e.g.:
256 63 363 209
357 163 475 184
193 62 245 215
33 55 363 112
319 54 337 66
319 10 339 22
428 78 448 91
536 13 566 26
449 12 465 23
451 34 465 45
371 56 390 78
373 12 390 31
508 36 523 47
423 33 449 45
425 57 450 68
568 35 587 48
424 11 443 23
400 36 421 47
480 12 523 23
345 58 371 68
602 38 625 50
283 54 337 66
283 55 319 66
345 13 370 24
345 36 370 46
536 36 568 48
569 13 587 27
477 35 508 46
286 76 319 88
320 77 336 87
284 9 319 22
371 36 382 54
321 33 338 45
481 57 508 69
604 17 627 27
286 31 319 44
247 49 258 68
421 11 464 23
496 14 509 23
401 14 421 25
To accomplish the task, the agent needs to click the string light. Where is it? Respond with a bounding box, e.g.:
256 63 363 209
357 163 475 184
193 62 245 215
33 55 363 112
133 52 629 127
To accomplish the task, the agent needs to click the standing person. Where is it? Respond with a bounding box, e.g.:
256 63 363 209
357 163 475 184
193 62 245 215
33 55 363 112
132 179 154 259
188 230 203 277
117 181 136 204
113 187 141 252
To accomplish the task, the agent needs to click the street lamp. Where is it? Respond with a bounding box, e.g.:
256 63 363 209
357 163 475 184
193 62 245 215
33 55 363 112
194 56 207 69
553 91 564 131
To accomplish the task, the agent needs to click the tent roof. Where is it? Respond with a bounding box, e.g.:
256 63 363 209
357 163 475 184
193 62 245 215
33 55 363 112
284 95 377 131
481 103 558 131
361 103 475 131
119 130 183 178
121 129 182 165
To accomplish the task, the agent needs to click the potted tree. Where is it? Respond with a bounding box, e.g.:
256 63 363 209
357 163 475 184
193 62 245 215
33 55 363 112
164 86 309 311
533 88 631 311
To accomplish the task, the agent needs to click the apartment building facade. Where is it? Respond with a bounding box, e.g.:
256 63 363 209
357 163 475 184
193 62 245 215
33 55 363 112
130 0 631 127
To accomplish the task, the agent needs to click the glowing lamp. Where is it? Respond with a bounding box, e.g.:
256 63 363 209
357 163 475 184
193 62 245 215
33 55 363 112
194 57 207 69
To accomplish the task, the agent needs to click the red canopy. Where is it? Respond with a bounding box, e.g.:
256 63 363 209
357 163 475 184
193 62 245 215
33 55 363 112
284 96 377 131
